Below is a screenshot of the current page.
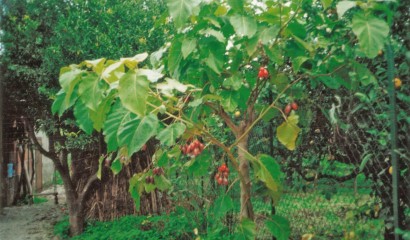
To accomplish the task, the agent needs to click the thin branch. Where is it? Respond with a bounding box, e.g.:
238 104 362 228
22 117 58 161
78 173 99 202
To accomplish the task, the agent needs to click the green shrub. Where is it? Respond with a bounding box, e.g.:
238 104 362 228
55 209 200 240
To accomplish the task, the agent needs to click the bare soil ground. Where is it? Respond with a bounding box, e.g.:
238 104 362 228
0 185 66 240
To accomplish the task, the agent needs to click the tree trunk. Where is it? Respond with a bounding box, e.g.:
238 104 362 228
68 201 84 236
237 135 254 220
58 158 85 237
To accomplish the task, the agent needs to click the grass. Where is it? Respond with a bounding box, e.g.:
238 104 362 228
33 196 48 204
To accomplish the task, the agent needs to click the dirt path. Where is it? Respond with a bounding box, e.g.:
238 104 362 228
0 186 66 240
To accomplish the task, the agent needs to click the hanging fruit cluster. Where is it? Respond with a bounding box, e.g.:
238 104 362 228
153 167 164 176
145 176 155 184
284 102 298 116
180 139 205 157
258 67 269 78
215 163 229 186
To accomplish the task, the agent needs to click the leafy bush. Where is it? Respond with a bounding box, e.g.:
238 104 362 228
55 208 200 240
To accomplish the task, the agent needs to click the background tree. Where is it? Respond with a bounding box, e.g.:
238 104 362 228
1 0 170 235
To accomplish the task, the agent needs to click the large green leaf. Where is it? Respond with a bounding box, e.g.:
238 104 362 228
336 1 356 18
253 154 282 202
78 72 107 111
352 13 389 58
265 215 291 240
205 52 224 74
259 25 280 45
229 15 257 38
111 158 123 175
89 92 114 132
59 68 83 110
154 175 172 191
220 90 239 112
186 150 211 177
353 62 377 86
166 0 201 28
235 218 256 240
136 69 164 83
118 113 159 156
272 73 289 92
103 101 130 152
156 78 190 96
118 70 150 117
52 89 78 117
84 58 106 75
181 38 197 59
156 122 186 146
276 114 300 150
223 75 242 91
101 61 125 83
213 194 234 218
73 99 94 135
129 173 144 210
168 38 183 77
59 67 83 93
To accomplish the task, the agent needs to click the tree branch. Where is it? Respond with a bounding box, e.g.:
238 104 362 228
22 117 65 173
22 117 58 161
78 173 99 202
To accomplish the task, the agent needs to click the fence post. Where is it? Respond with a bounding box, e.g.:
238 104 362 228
386 43 400 240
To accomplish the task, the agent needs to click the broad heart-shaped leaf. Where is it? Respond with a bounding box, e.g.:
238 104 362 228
235 218 256 240
103 101 131 152
292 56 310 72
166 0 201 28
252 154 282 203
101 61 125 83
118 113 159 156
259 25 280 45
220 90 239 112
136 69 164 83
59 67 83 93
336 1 356 18
168 37 183 77
156 78 190 96
129 173 144 210
89 92 114 132
59 68 82 110
352 13 389 58
153 175 172 191
111 158 123 175
156 122 186 146
181 38 197 59
212 194 234 219
265 215 291 240
205 52 224 74
73 99 94 135
78 72 107 111
223 75 242 91
277 114 301 150
52 88 79 117
120 53 148 69
318 76 342 89
229 15 257 38
84 58 106 75
272 73 289 92
353 62 378 86
118 70 150 117
186 150 211 177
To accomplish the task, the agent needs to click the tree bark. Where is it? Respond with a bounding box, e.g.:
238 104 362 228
237 135 254 220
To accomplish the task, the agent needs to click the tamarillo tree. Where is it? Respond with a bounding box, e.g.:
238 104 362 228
52 0 394 238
